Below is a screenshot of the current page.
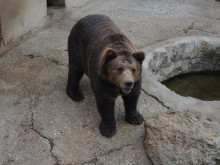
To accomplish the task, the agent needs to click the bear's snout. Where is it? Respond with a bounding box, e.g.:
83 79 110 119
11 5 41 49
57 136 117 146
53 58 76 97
119 70 135 94
121 80 134 94
125 80 134 88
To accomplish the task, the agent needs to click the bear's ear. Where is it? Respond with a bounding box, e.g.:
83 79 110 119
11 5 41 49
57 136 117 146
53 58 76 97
100 48 117 67
133 51 145 64
104 48 117 62
99 48 117 76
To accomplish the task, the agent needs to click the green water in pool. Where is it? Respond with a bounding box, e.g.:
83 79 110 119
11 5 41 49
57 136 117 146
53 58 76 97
162 72 220 101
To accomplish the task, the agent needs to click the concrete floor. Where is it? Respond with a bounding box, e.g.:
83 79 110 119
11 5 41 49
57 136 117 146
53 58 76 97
0 0 220 164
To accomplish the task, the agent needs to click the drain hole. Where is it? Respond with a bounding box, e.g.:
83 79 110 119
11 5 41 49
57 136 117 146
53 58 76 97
162 71 220 101
47 0 65 7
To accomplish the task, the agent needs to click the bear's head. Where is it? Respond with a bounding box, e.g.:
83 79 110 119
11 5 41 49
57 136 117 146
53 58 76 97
99 48 145 94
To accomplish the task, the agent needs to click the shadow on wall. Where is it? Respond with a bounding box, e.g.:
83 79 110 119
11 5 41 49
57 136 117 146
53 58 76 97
0 17 2 48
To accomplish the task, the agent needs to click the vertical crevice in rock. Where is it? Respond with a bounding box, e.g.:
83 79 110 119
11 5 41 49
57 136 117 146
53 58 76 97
141 88 171 110
0 15 5 47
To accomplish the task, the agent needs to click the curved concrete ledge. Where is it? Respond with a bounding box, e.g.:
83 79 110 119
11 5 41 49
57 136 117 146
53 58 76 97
141 36 220 122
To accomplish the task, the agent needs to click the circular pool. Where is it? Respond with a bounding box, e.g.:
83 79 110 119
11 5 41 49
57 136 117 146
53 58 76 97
141 36 220 121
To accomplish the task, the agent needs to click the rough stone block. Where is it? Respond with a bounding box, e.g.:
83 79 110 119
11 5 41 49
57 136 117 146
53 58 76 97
144 110 220 165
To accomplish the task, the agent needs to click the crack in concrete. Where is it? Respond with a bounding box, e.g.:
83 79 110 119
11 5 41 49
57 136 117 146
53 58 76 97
78 143 134 165
28 95 41 110
29 113 61 165
183 26 218 35
141 88 171 110
2 158 14 165
24 54 68 67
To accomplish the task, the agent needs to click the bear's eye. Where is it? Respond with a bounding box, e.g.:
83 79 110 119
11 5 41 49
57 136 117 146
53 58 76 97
117 67 123 73
132 69 136 73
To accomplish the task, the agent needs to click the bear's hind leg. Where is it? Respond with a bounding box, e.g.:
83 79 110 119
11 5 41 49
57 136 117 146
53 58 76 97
66 67 84 101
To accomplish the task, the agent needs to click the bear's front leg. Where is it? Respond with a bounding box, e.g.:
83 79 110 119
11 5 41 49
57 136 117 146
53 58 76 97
122 83 144 125
95 94 116 138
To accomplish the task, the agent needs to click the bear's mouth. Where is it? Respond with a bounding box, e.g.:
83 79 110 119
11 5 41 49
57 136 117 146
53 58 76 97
121 87 132 94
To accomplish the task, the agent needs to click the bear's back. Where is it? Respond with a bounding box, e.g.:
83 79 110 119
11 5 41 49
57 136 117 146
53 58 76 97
68 15 123 76
69 15 121 50
77 15 120 38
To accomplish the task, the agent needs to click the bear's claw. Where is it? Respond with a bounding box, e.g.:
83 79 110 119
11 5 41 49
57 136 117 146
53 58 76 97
99 121 116 138
125 111 144 125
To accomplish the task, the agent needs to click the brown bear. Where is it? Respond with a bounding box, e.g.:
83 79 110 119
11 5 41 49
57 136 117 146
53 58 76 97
66 14 145 138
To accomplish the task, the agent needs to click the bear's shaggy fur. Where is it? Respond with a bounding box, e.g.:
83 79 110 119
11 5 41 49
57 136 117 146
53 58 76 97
66 14 145 137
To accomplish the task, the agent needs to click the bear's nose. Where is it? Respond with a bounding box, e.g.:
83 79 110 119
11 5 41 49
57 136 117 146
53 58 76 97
125 81 134 88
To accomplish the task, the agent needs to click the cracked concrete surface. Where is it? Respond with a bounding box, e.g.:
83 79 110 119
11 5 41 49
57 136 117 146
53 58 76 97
30 113 59 164
0 0 220 164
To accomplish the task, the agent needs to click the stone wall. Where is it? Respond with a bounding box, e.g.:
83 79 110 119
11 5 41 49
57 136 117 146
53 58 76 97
145 37 220 82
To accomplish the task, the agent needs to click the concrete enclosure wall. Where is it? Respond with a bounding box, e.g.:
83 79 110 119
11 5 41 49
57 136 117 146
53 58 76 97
0 0 92 46
0 0 47 44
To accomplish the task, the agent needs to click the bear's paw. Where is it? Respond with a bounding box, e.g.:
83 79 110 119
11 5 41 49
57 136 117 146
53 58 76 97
125 111 144 125
99 121 116 138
